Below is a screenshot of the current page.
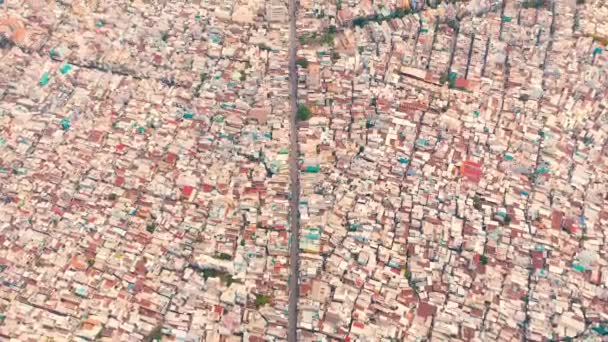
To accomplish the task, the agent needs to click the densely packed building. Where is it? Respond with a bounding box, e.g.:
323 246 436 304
295 0 608 341
0 0 607 341
0 0 294 340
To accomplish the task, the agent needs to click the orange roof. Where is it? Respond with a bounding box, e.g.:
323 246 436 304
69 257 87 271
0 17 27 44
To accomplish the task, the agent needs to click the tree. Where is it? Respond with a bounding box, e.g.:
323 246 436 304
215 253 232 260
405 270 419 293
446 18 460 31
198 268 234 286
108 193 117 201
321 32 335 46
521 0 546 8
353 17 368 27
296 57 309 68
480 255 489 265
144 326 163 342
201 268 218 280
255 294 271 308
331 51 341 62
146 223 156 233
583 136 594 145
297 104 312 121
473 194 482 210
592 34 608 46
365 119 375 129
220 273 234 286
257 43 272 51
391 8 410 18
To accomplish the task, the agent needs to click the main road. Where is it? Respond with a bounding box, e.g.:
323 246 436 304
286 0 300 340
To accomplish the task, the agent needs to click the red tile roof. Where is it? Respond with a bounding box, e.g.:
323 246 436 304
417 302 437 318
181 186 194 197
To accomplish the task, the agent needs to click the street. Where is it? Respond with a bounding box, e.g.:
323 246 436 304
286 0 300 339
